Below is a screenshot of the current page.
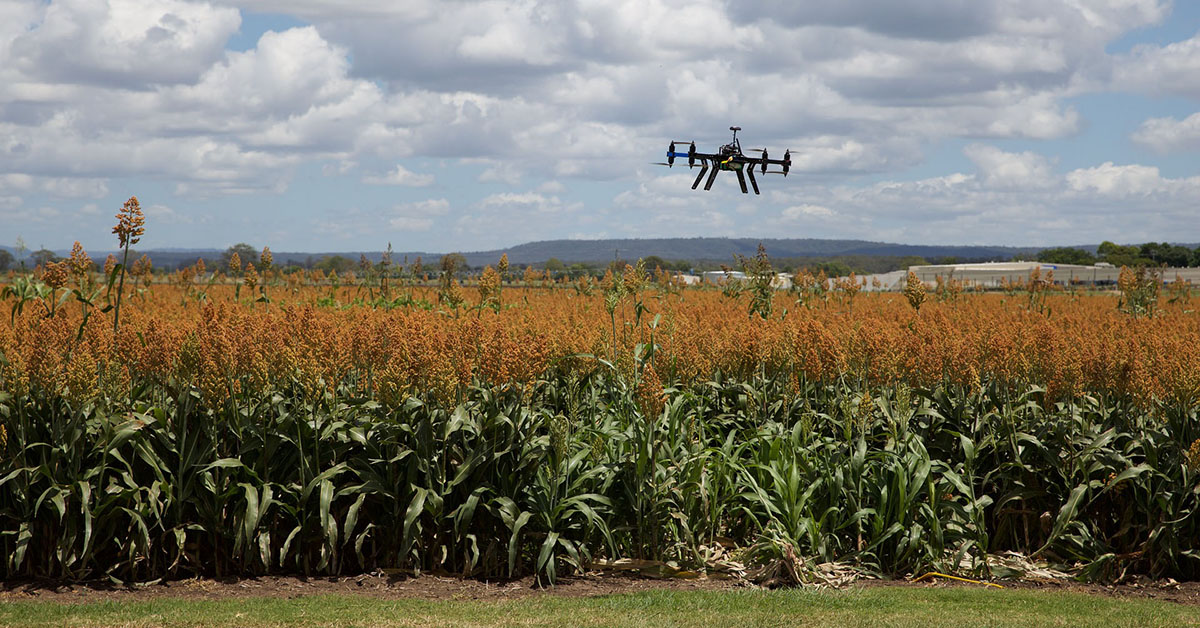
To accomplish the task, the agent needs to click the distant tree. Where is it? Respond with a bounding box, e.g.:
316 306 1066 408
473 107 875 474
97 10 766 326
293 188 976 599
315 255 355 274
1165 244 1192 267
1140 242 1191 267
566 262 594 278
807 260 852 277
1097 241 1149 267
439 253 467 277
544 257 566 274
606 259 631 275
31 248 60 267
0 249 12 271
896 255 929 269
640 255 668 271
1037 247 1096 265
222 243 258 270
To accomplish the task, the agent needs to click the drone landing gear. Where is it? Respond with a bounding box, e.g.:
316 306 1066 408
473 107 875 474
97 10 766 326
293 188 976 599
703 165 719 191
735 168 748 194
691 164 709 190
746 167 760 195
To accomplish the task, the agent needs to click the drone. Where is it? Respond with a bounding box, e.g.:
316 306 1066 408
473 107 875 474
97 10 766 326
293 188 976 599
653 126 791 194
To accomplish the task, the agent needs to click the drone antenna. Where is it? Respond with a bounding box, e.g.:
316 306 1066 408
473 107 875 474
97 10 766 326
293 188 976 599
729 126 741 141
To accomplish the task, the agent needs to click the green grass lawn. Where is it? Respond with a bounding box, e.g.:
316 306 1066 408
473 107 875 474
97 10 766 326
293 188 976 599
0 586 1195 627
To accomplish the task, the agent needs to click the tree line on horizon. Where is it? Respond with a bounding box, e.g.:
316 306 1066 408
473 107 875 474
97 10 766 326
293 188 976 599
6 240 1200 280
1036 241 1200 268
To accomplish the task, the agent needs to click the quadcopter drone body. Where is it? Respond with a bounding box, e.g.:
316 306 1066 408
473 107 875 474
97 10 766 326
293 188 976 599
654 127 791 194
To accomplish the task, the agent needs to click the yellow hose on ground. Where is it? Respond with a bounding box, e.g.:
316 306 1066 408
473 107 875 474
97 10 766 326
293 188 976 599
912 572 1005 589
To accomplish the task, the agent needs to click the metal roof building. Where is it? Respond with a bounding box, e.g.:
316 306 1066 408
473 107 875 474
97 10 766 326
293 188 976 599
855 262 1200 291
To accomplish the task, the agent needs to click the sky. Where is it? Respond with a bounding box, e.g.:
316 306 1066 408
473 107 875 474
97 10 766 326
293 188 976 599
2 0 1199 254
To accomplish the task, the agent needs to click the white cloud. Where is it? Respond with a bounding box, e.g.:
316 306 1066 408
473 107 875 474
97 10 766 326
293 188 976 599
477 161 523 186
537 180 565 194
143 202 193 224
1132 112 1200 153
1065 162 1168 196
8 0 240 88
0 205 62 225
40 177 109 199
1113 32 1200 99
398 198 450 215
387 198 449 231
389 216 433 231
479 192 581 213
363 164 435 186
963 144 1057 189
782 204 835 220
0 174 34 191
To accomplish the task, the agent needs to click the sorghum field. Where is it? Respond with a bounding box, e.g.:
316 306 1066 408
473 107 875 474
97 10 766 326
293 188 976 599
2 221 1198 586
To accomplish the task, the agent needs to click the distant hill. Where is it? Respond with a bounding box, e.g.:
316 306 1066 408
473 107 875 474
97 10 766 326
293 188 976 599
452 238 1039 266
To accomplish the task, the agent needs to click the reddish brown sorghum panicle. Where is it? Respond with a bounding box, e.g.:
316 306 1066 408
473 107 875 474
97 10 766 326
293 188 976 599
904 271 926 313
43 261 69 289
1187 439 1200 472
131 254 152 278
113 196 145 248
635 362 666 419
622 263 644 294
478 265 500 308
67 241 93 278
244 262 259 290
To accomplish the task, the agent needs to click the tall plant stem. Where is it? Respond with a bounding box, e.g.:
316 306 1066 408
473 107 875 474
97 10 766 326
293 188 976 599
112 243 130 335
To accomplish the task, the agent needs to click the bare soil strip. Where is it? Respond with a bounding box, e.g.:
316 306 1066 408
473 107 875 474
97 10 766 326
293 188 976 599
3 573 1197 606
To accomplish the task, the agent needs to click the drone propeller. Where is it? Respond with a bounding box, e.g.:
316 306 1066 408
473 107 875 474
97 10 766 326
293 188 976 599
657 160 706 168
743 148 775 173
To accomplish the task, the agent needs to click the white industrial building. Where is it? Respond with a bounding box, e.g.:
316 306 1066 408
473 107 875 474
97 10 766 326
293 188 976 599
699 270 795 289
854 261 1200 291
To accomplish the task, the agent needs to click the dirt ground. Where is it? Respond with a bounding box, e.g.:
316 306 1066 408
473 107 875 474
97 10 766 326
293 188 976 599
2 572 1198 606
0 571 737 604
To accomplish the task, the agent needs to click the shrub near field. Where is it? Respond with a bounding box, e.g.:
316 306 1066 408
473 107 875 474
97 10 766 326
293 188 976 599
0 265 1199 584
